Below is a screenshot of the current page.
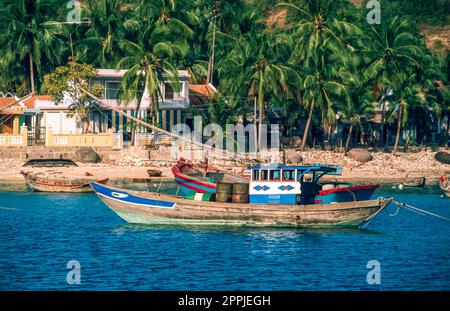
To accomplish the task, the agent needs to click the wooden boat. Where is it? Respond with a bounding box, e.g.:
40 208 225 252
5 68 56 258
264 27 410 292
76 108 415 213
402 177 426 188
23 158 78 168
90 182 392 228
147 169 162 177
20 171 108 193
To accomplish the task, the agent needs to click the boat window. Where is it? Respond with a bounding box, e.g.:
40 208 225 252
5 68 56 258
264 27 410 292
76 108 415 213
252 169 259 181
270 170 281 181
260 170 268 181
282 170 295 181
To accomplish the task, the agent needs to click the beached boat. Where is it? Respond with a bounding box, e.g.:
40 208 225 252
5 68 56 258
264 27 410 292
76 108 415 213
402 177 427 188
91 164 391 228
20 171 108 193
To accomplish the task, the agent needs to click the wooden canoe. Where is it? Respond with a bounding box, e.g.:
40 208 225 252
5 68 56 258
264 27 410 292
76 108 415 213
21 171 109 193
90 182 393 228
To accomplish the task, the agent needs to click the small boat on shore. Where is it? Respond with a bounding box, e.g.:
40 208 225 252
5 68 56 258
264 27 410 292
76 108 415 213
147 169 163 177
20 171 109 193
91 163 390 228
22 158 78 168
402 177 427 188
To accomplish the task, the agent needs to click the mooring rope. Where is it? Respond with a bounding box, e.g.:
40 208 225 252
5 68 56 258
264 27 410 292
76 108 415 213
392 200 450 222
156 176 164 193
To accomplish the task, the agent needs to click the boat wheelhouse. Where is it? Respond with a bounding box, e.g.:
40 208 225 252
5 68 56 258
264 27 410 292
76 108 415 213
249 164 343 204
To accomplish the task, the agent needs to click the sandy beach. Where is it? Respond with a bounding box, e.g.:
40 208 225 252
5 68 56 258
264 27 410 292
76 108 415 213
0 149 448 185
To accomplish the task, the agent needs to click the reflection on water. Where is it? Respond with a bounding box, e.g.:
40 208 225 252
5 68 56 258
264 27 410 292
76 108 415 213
0 182 29 192
0 180 449 290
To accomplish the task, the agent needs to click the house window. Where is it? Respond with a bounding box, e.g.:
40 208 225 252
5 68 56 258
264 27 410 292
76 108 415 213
164 83 182 100
105 81 121 99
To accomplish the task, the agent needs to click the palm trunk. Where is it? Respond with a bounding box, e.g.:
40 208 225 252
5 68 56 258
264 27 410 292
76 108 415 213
446 112 449 150
131 77 150 146
254 96 257 154
131 101 141 146
393 105 403 155
301 98 315 152
404 127 413 151
344 122 354 155
29 53 35 94
257 71 264 155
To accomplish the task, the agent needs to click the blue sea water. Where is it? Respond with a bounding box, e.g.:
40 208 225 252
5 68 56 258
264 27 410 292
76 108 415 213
0 182 449 291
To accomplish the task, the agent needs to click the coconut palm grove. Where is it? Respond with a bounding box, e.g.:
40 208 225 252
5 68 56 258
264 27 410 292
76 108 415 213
0 0 449 152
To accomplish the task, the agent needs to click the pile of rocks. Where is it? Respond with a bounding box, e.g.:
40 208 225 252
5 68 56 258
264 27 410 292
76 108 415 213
113 147 176 167
300 149 449 179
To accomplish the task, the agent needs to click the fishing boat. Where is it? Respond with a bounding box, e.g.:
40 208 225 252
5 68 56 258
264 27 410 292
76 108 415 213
439 176 449 198
91 164 391 228
20 170 109 193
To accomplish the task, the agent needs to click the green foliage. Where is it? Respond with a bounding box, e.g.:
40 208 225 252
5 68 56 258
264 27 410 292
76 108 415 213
44 57 103 133
0 0 448 146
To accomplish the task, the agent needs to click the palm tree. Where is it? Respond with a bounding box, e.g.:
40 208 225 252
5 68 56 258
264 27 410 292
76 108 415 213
278 0 362 151
117 0 193 145
218 27 298 153
79 0 130 68
363 16 423 146
0 0 65 94
338 72 375 154
300 46 350 151
382 73 427 155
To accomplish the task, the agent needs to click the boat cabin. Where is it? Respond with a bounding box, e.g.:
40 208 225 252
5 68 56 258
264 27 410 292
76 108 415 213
249 164 342 204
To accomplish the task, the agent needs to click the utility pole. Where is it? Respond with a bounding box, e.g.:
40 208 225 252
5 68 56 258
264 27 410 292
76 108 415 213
207 3 220 85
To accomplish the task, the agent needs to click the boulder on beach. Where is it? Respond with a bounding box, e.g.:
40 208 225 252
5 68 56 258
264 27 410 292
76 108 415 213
434 151 450 165
347 148 373 163
75 147 102 163
283 149 303 164
280 136 302 148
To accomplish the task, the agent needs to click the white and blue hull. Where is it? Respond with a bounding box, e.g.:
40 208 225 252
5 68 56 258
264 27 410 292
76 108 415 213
90 182 393 228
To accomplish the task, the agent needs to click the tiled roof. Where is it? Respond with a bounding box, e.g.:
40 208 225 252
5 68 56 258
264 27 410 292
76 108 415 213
189 84 217 98
0 95 52 111
22 95 52 109
0 97 16 109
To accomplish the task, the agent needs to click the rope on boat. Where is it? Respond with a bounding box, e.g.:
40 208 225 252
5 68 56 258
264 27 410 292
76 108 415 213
391 200 450 222
156 176 164 194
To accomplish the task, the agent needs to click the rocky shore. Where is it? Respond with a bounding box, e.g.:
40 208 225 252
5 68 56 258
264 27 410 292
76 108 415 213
0 147 448 185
